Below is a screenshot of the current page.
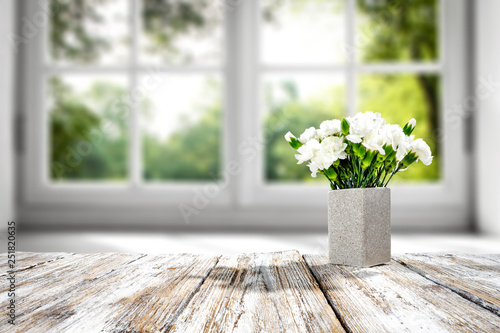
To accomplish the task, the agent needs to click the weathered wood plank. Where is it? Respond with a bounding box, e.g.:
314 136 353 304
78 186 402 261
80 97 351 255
0 251 74 275
0 253 219 333
304 254 500 332
394 252 500 315
475 253 500 263
0 253 143 333
171 250 344 332
486 254 500 263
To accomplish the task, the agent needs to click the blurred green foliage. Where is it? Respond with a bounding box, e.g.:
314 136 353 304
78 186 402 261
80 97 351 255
49 76 221 181
49 77 128 180
49 0 441 183
142 99 222 182
49 0 112 63
142 0 219 64
357 0 438 62
358 74 440 183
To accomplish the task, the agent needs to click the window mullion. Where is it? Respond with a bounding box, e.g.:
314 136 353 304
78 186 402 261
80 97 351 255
224 4 237 205
346 0 356 117
237 0 260 205
130 0 141 188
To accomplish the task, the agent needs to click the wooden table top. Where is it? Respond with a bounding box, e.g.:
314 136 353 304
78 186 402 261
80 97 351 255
1 251 499 332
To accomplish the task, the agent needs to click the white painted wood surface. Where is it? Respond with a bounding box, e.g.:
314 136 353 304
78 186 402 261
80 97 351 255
394 252 500 315
1 251 499 332
304 254 500 332
0 253 219 333
171 250 344 332
0 252 74 276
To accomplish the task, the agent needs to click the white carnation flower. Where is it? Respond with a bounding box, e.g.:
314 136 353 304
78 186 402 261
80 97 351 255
362 131 386 155
310 136 347 170
284 131 295 142
322 136 348 160
346 112 385 143
312 151 335 170
396 135 414 161
411 138 433 165
380 124 405 150
295 139 321 164
318 119 341 139
345 134 362 143
307 161 320 178
408 118 417 127
298 127 318 144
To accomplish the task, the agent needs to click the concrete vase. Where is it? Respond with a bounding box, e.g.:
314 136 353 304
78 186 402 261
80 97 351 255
328 187 391 267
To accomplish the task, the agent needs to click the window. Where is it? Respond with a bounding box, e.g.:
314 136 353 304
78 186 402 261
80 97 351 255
45 0 223 184
22 0 230 209
20 0 469 228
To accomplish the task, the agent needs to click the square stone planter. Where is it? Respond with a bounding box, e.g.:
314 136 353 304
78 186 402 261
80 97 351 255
328 187 391 267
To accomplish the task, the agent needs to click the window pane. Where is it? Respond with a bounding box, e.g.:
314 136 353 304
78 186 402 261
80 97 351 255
48 0 130 65
140 0 223 66
356 0 439 62
141 74 222 181
358 73 441 182
261 0 345 65
263 74 346 182
49 75 129 181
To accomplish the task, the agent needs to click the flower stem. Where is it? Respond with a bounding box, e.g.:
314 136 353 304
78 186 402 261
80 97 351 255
384 165 402 187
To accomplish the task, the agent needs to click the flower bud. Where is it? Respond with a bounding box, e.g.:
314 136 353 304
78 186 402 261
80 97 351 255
341 118 350 136
403 118 416 136
284 131 295 142
285 132 302 149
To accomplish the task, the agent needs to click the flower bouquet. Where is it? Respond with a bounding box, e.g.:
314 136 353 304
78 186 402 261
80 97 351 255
285 112 433 267
285 112 433 189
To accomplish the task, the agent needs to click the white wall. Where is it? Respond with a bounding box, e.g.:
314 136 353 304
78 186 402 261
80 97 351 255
0 0 16 231
476 0 500 235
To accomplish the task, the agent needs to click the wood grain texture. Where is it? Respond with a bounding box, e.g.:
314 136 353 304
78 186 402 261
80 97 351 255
171 250 344 332
0 251 74 276
304 254 500 333
394 252 500 315
2 251 500 333
0 253 219 333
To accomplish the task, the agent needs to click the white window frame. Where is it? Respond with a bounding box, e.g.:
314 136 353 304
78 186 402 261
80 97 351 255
19 0 470 229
